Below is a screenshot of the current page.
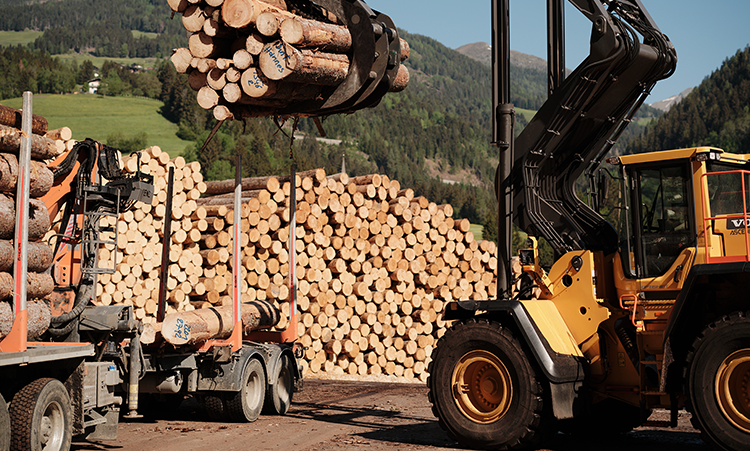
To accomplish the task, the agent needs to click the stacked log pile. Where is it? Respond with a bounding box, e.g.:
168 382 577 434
167 0 410 121
0 104 57 339
80 146 209 322
91 151 498 381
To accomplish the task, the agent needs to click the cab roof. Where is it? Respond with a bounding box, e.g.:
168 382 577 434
609 147 749 166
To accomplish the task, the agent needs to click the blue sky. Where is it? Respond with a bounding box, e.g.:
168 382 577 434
366 0 750 103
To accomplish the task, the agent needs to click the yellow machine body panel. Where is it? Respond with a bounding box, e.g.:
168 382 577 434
520 300 584 358
538 251 610 346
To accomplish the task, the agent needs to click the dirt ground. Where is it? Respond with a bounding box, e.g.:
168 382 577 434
75 378 711 451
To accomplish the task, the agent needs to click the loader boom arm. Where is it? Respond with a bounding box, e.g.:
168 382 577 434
499 0 676 259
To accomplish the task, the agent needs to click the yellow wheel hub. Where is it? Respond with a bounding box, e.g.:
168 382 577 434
715 348 750 433
451 350 512 424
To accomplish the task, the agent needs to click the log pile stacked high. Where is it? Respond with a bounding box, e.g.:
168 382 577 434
0 104 58 340
0 105 499 381
167 0 410 121
92 150 498 382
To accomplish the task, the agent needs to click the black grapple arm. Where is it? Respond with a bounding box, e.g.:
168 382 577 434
509 0 676 256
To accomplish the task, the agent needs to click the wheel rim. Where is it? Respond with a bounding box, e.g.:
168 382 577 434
451 350 512 424
277 362 292 404
715 348 750 433
244 367 263 409
40 400 65 451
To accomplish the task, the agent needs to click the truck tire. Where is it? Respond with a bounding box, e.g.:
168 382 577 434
0 393 9 451
9 378 72 451
427 318 551 449
225 358 266 422
686 311 750 451
204 395 227 421
264 353 294 415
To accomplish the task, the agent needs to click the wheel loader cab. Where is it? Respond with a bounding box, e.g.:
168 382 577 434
612 152 697 295
611 147 750 296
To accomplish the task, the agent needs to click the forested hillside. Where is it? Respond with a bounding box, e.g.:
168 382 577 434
0 0 670 229
0 0 184 58
626 46 750 155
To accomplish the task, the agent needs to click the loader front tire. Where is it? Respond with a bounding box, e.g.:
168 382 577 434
686 311 750 451
427 318 551 449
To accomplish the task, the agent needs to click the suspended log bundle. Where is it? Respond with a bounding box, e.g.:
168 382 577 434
167 0 411 120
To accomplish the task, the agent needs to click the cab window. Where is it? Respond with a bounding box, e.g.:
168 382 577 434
634 163 694 278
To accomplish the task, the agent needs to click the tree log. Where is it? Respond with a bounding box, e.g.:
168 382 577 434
259 41 349 85
280 17 352 53
196 86 220 109
44 127 72 141
233 49 254 70
213 105 235 121
0 271 54 300
188 70 208 91
0 195 50 241
245 33 266 55
207 68 227 90
161 300 280 345
0 300 50 339
204 174 280 195
256 11 281 37
167 0 189 13
189 32 229 59
240 67 276 97
0 153 53 197
223 82 242 103
389 65 410 93
0 125 58 160
0 105 48 136
182 5 206 33
171 48 194 74
0 240 53 273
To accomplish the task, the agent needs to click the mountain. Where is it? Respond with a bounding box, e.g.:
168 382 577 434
455 42 548 73
626 46 750 155
649 87 694 112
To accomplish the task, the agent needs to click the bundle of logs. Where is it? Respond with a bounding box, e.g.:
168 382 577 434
0 104 61 340
167 0 410 121
86 147 499 381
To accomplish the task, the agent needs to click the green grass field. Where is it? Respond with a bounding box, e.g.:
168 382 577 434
0 30 43 47
470 223 484 241
53 54 161 69
0 30 162 68
1 94 192 157
516 107 537 123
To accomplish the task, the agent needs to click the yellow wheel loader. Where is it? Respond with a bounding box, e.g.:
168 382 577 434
423 1 750 451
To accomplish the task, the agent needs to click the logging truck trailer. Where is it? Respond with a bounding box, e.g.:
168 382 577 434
420 1 750 451
0 129 302 451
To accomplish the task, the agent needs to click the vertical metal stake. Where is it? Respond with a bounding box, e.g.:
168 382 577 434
157 166 175 323
288 163 297 341
8 92 33 351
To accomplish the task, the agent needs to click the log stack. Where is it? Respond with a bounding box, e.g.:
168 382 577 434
0 105 57 339
167 0 410 121
71 146 210 323
90 150 498 382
